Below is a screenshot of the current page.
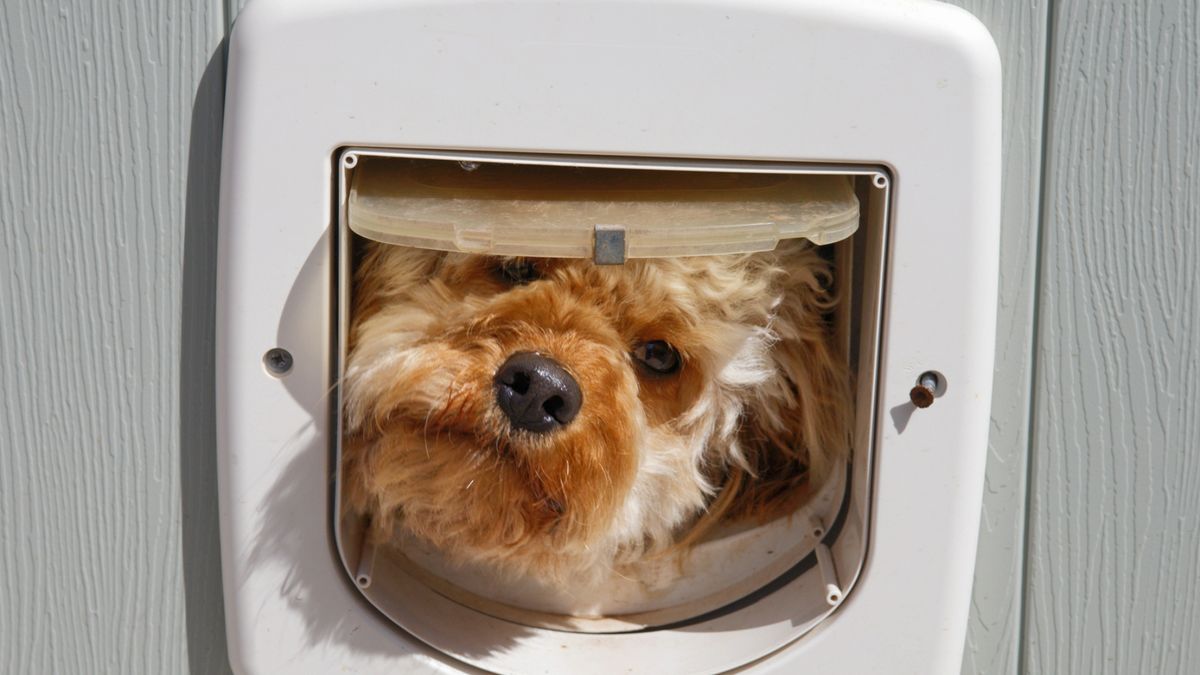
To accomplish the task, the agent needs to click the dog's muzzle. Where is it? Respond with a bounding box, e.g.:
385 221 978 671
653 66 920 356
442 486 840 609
493 352 582 433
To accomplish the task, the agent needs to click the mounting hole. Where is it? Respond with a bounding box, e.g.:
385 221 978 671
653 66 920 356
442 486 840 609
342 153 359 169
812 527 825 539
827 591 842 605
356 574 372 589
263 348 294 377
872 172 889 189
917 370 947 396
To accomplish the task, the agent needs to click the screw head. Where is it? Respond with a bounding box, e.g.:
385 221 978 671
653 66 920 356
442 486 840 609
909 371 941 408
909 384 935 408
263 348 294 377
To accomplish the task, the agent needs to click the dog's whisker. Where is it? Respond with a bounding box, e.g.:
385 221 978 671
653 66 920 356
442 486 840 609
607 565 635 583
596 460 612 489
421 405 435 460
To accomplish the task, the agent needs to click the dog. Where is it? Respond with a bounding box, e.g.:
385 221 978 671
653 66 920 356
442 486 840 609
341 238 852 586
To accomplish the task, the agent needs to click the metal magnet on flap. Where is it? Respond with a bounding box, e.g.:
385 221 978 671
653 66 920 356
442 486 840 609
593 225 627 265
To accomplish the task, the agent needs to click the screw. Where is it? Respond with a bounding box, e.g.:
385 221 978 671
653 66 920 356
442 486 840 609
459 161 481 172
263 348 294 377
910 371 940 408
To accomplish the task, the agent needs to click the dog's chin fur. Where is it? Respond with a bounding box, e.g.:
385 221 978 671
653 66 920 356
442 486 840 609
342 239 852 584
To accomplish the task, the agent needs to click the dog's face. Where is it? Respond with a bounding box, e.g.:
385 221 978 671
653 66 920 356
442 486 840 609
342 240 849 580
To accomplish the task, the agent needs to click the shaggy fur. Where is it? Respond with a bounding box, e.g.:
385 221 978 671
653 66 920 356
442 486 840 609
342 239 852 584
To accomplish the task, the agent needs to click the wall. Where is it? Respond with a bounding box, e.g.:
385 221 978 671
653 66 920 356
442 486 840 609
0 1 228 673
1024 1 1200 673
0 0 1195 673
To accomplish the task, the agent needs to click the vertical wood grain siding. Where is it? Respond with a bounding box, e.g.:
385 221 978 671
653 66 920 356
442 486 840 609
0 1 224 673
1024 1 1200 674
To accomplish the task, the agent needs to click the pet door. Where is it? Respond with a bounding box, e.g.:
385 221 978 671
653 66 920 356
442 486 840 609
333 148 890 672
217 3 999 672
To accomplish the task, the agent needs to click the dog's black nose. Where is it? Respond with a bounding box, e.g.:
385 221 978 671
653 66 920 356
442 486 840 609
493 352 582 433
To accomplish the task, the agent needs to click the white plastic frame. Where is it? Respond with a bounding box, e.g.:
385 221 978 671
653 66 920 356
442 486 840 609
216 0 1001 673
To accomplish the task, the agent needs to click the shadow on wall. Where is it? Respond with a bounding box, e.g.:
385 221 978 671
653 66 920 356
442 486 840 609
180 41 234 675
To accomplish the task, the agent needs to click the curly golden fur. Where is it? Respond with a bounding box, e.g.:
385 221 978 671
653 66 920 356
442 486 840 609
342 238 852 584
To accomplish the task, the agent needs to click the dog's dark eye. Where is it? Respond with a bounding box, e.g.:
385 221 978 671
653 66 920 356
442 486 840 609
633 340 681 375
497 259 540 285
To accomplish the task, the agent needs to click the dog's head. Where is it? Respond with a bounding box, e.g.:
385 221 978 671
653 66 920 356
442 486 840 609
342 239 850 579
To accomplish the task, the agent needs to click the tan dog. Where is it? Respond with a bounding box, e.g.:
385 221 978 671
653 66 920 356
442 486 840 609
342 239 851 585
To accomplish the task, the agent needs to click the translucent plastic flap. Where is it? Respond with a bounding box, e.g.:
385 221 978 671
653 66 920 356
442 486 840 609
347 157 859 259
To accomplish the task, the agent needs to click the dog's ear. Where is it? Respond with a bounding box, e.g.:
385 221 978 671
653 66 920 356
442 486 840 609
351 240 445 330
714 242 853 525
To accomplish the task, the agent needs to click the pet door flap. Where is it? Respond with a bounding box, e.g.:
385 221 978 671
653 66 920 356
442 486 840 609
347 158 859 258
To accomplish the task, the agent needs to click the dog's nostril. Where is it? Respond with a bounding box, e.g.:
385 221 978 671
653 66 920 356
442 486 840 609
494 353 582 433
542 395 565 420
508 371 531 396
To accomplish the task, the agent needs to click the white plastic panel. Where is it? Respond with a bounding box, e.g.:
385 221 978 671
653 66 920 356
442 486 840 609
216 0 1001 673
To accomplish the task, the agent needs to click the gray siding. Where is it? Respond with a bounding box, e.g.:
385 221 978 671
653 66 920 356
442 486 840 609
0 0 227 673
1024 1 1200 673
0 0 1196 673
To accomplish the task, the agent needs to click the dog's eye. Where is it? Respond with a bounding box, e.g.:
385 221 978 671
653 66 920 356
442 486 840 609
497 259 540 285
633 340 681 375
